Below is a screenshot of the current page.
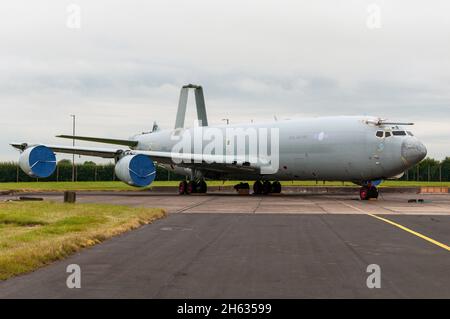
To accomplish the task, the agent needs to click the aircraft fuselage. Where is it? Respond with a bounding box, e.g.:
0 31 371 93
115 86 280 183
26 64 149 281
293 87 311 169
130 116 427 182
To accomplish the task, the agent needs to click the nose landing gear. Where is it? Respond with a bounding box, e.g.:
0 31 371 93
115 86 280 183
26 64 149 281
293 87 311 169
359 185 379 200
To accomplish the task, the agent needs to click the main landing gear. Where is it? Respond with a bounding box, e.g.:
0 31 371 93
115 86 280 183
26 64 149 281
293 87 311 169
359 185 379 200
253 180 282 195
179 180 207 195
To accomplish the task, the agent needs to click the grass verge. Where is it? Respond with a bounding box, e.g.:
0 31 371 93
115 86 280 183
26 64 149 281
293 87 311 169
0 180 449 192
0 201 165 280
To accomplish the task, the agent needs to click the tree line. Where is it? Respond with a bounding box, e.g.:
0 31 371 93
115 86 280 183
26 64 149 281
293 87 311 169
403 157 450 182
0 157 449 183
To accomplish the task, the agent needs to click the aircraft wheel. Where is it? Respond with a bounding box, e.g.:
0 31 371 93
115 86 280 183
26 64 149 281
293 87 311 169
360 186 369 200
198 180 207 193
262 180 272 195
253 180 263 195
179 181 188 195
368 186 379 199
187 181 197 194
272 181 282 193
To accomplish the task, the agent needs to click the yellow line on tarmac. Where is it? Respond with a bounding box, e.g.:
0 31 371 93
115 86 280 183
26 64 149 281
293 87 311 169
340 202 450 252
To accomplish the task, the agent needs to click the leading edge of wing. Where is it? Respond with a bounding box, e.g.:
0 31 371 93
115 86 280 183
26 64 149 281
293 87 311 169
56 135 138 148
10 143 122 158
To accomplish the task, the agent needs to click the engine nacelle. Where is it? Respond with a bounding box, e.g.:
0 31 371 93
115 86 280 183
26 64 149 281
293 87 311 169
115 154 156 187
19 145 56 178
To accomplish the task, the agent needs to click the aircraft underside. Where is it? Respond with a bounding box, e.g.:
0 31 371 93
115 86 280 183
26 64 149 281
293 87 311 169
166 163 382 200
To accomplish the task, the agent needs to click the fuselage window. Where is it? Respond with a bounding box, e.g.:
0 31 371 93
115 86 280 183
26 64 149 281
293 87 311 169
385 132 391 137
407 131 414 136
392 131 407 136
376 131 384 138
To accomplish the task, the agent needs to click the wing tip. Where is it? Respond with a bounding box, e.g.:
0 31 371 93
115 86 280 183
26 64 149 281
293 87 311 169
10 142 28 151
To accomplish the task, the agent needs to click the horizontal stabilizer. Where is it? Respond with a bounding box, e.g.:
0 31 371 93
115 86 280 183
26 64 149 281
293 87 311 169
56 135 138 147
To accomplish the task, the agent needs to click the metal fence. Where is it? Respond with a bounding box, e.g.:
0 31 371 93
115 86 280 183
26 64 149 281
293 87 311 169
1 158 449 183
403 158 450 182
0 162 184 183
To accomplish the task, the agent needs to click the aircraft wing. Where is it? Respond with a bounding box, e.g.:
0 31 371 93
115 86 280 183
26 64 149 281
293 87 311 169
10 143 266 174
137 150 265 174
56 135 138 147
138 150 266 165
10 143 122 158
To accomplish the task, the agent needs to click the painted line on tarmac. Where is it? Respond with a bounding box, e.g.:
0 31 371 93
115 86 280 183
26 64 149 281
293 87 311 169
340 202 450 252
174 196 218 214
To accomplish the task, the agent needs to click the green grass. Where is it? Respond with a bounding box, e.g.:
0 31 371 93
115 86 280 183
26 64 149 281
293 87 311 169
0 201 165 280
378 181 450 187
0 180 449 192
281 180 450 187
0 181 144 191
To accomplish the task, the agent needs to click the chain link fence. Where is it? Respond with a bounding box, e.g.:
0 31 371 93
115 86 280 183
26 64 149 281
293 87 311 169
0 161 184 183
1 158 449 183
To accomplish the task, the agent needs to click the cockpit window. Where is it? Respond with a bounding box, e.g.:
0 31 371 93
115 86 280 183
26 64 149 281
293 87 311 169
385 132 391 137
392 131 407 136
376 131 384 138
407 131 414 136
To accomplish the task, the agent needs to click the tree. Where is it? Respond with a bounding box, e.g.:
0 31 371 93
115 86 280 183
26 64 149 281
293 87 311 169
58 159 72 165
441 157 450 181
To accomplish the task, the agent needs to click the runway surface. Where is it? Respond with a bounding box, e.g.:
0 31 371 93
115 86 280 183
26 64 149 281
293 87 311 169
0 192 449 298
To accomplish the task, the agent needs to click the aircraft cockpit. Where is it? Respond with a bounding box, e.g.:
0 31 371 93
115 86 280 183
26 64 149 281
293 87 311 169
375 130 414 138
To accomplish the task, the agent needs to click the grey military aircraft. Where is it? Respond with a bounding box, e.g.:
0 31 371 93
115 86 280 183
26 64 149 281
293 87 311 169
11 84 427 200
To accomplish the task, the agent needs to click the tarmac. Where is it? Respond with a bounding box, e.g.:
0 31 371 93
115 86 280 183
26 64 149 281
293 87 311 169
0 190 449 298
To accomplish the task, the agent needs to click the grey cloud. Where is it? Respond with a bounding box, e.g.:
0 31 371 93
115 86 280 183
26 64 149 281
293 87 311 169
0 0 449 161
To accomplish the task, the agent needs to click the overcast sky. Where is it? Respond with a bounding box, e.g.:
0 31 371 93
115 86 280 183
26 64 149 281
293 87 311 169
0 0 449 162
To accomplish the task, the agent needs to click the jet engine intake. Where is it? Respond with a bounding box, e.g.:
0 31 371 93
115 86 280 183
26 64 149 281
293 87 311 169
114 154 156 187
19 145 57 178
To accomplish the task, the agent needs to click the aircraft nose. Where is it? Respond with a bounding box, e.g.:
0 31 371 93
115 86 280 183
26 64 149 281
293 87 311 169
401 139 427 166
